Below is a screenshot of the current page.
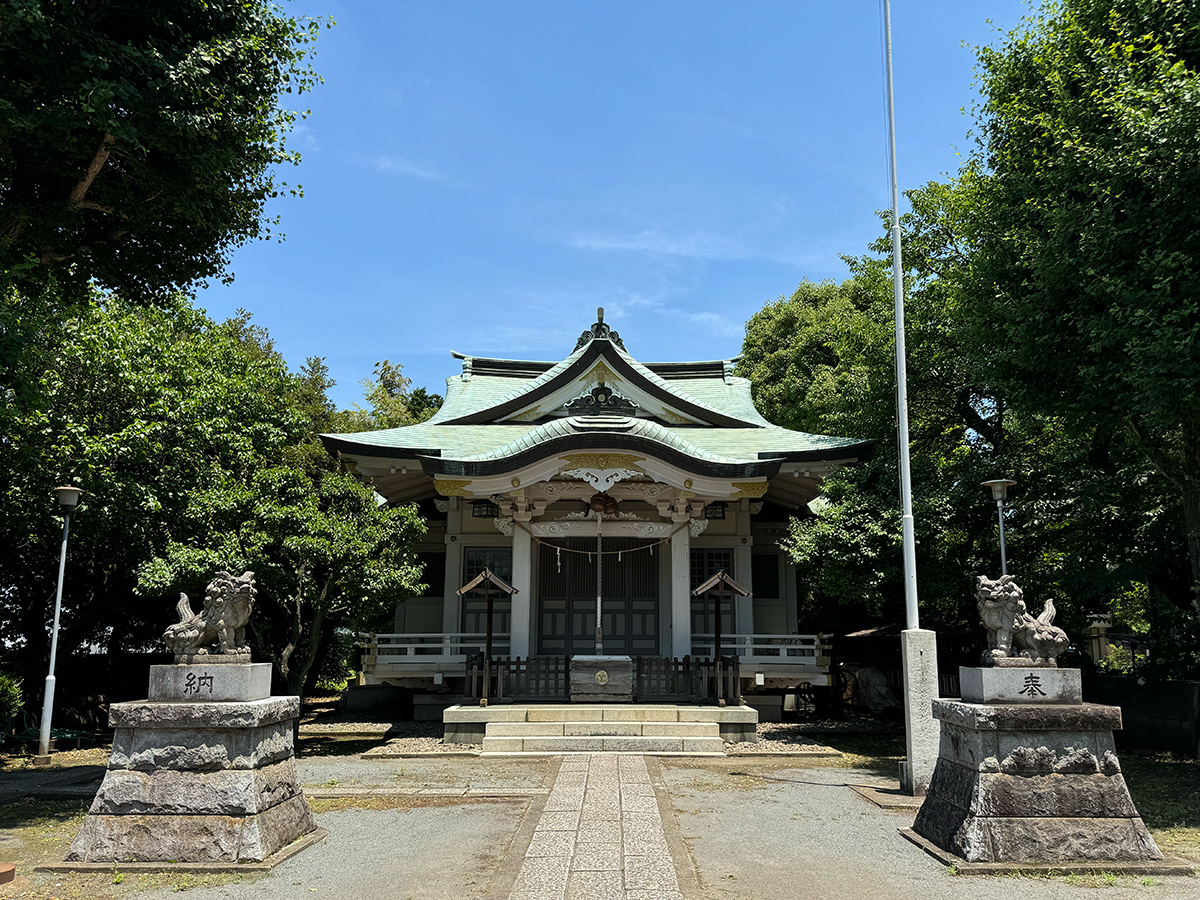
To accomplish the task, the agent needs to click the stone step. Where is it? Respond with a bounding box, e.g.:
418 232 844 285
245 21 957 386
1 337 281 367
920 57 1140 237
480 735 726 754
485 721 719 738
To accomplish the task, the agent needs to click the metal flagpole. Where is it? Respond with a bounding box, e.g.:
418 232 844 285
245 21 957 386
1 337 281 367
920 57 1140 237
884 0 939 796
884 0 918 631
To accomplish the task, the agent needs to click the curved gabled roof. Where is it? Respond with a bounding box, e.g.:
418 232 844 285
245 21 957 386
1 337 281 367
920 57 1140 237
319 312 873 483
438 337 759 428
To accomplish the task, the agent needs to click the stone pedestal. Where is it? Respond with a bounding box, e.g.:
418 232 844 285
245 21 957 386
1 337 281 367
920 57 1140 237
66 664 315 864
900 628 940 796
912 669 1162 864
570 656 633 702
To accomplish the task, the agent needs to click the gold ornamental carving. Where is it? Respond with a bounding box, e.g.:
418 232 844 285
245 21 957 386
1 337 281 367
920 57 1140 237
509 405 541 422
731 481 769 498
581 360 621 387
658 407 693 425
434 479 474 497
557 453 644 473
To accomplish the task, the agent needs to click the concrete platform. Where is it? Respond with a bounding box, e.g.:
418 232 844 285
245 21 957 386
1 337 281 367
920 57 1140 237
444 703 758 746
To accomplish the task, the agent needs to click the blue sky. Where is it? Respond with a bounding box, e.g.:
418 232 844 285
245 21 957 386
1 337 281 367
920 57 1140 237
195 1 1029 409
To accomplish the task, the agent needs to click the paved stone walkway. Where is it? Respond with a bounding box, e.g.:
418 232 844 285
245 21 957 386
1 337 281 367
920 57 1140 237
510 754 683 900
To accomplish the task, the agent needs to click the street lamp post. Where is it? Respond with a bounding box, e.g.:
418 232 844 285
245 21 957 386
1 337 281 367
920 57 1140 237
982 479 1017 576
35 485 83 766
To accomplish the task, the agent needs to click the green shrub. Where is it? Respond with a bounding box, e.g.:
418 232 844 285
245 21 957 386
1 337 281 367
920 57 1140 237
0 673 23 728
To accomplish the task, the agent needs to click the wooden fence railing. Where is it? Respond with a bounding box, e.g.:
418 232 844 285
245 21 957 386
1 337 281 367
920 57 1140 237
465 654 742 705
465 655 570 702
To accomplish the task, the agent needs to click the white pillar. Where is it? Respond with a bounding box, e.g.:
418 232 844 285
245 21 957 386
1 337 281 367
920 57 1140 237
670 527 692 658
510 526 532 657
900 628 940 796
733 499 754 637
442 499 463 635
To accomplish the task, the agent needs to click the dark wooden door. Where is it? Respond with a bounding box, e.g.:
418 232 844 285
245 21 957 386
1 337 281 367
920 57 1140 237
537 538 659 655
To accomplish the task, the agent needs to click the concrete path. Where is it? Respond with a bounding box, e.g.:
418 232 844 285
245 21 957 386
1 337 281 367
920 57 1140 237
510 754 682 900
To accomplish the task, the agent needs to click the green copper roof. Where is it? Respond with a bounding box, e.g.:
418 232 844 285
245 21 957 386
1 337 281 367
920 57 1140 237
320 313 872 475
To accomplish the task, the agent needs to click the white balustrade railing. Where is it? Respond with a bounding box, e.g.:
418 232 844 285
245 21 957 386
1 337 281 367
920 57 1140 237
690 633 827 664
358 632 512 663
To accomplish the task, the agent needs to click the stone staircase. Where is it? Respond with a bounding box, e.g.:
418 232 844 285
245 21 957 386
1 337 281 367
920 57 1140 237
475 704 732 756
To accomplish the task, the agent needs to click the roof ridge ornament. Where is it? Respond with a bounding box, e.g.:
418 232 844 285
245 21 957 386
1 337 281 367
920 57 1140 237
574 306 626 352
564 384 639 416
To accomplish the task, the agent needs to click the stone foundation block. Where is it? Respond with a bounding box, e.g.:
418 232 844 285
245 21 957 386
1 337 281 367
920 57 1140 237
108 722 293 772
148 663 271 703
109 696 299 730
68 693 315 865
67 793 315 863
89 759 299 816
914 692 1161 864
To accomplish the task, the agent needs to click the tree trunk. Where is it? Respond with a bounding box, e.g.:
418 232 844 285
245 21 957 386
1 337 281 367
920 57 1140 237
1183 422 1200 617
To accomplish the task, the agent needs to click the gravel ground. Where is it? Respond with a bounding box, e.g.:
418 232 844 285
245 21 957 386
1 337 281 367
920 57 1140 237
300 718 483 753
659 761 1199 900
299 714 864 755
750 722 847 753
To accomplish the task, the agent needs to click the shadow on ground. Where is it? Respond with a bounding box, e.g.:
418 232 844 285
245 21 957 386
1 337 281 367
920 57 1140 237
0 797 90 830
297 735 385 757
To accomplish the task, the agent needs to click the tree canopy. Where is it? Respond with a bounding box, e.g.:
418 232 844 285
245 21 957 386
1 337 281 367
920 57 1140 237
0 296 424 697
739 191 1185 638
0 0 324 301
966 0 1200 609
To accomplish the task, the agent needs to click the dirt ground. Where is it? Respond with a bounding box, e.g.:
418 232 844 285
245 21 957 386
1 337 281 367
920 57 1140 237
1 731 1197 899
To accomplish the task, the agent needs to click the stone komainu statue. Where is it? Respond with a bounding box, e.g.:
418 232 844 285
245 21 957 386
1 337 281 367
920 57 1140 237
976 574 1070 665
163 570 256 658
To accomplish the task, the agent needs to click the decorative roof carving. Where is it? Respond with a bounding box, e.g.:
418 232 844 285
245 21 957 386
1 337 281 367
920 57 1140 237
558 453 646 492
564 384 639 416
574 307 626 352
435 479 473 497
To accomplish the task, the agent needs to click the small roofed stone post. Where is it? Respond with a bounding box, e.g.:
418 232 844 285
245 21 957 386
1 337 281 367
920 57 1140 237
906 574 1167 868
64 571 320 866
457 568 517 708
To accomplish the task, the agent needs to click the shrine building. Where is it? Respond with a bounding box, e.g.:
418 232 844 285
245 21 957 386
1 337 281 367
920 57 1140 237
320 310 871 705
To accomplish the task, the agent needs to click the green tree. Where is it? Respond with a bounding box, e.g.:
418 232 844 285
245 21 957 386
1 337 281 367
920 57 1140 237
0 1 327 410
965 0 1200 611
138 461 424 695
739 186 1184 635
0 295 424 696
0 0 324 300
344 359 443 431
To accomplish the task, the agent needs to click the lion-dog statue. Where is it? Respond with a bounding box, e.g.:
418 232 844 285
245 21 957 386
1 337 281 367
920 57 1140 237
163 570 256 658
976 574 1069 665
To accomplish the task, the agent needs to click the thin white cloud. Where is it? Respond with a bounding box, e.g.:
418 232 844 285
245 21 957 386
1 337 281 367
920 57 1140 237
290 122 319 152
570 229 750 261
688 311 743 340
373 156 442 180
564 224 847 272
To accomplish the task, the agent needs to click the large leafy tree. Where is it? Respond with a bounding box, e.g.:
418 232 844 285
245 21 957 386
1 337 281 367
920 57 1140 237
965 0 1200 611
739 184 1183 635
0 0 322 300
0 1 325 409
0 296 423 697
342 359 443 431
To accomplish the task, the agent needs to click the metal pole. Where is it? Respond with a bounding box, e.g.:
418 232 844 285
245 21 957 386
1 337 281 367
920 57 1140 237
997 499 1008 576
594 512 603 654
884 0 919 631
38 510 71 762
